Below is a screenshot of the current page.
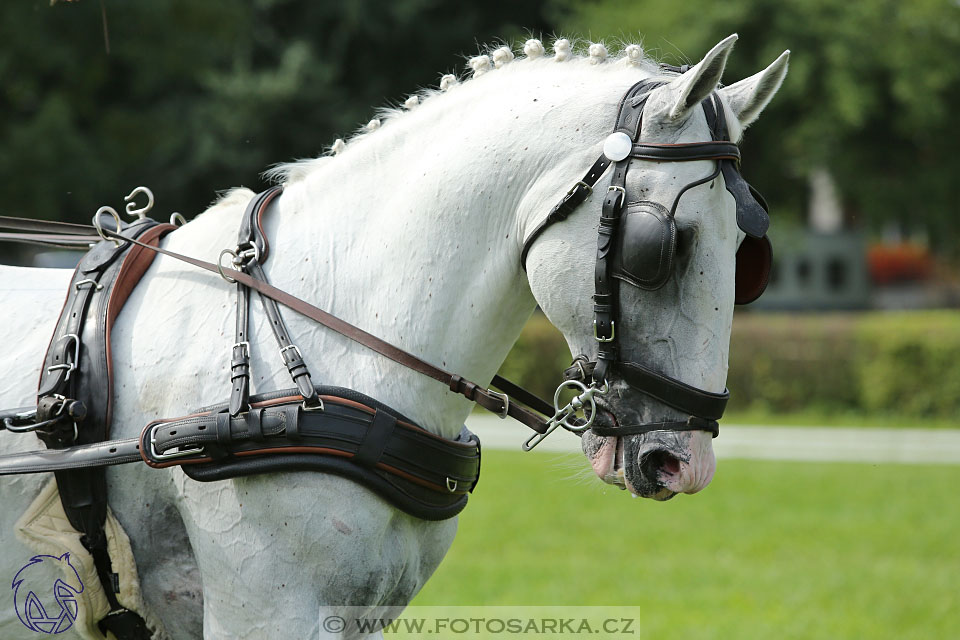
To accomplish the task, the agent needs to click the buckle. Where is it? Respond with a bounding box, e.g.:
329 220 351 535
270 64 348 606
279 344 303 362
593 320 616 343
148 423 206 461
46 334 81 381
566 180 592 196
487 390 510 419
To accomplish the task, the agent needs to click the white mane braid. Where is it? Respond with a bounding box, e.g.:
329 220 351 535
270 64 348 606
263 38 665 185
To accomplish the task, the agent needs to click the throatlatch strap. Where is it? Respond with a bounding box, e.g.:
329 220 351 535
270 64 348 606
520 154 612 269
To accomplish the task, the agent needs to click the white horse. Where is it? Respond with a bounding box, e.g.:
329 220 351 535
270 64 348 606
0 35 787 639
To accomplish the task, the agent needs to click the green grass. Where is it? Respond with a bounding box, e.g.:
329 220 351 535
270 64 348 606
723 408 960 429
411 451 960 639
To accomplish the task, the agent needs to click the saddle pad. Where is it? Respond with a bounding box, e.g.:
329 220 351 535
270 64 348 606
14 479 166 640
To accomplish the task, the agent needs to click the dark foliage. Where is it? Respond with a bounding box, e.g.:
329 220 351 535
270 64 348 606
0 0 553 232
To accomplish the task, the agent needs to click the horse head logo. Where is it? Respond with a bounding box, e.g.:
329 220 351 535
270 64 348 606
11 553 84 634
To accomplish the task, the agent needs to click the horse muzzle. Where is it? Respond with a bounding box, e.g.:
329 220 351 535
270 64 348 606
582 385 717 499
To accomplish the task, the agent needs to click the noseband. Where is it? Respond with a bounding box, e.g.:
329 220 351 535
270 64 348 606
520 70 772 448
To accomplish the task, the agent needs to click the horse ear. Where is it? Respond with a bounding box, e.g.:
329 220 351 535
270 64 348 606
664 34 738 120
719 50 790 128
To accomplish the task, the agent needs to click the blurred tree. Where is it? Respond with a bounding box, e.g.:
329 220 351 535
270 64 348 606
0 0 553 229
551 0 960 253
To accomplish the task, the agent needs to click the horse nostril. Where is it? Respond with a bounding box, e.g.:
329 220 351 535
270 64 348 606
639 448 681 481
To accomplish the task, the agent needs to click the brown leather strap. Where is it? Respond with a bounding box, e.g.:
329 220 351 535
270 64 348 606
0 216 101 235
0 232 98 248
101 227 552 434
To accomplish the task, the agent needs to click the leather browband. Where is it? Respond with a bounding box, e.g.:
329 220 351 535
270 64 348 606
630 142 740 162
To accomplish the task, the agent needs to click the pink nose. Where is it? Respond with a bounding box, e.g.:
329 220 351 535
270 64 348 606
656 451 716 495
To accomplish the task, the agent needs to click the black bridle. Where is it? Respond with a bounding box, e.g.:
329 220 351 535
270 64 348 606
520 72 772 448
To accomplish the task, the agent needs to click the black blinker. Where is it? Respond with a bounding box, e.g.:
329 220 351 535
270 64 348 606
612 201 676 290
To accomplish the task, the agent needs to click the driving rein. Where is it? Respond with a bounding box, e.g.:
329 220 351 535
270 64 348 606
0 67 771 639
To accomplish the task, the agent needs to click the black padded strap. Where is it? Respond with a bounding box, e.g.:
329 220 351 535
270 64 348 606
618 361 729 421
630 142 740 162
142 398 481 494
591 416 719 438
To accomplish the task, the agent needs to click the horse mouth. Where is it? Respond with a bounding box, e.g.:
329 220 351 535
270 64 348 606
584 401 701 501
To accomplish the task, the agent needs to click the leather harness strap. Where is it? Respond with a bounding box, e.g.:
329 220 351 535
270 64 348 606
93 220 553 434
137 395 480 493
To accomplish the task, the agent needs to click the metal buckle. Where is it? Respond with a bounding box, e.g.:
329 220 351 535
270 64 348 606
487 390 510 419
522 379 609 451
279 344 303 362
446 477 459 493
149 424 206 461
593 320 616 343
233 341 250 358
573 359 589 381
170 212 187 227
46 334 81 381
74 278 103 291
607 185 626 199
567 180 592 196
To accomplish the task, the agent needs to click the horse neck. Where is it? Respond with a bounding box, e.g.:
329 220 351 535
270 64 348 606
249 60 650 437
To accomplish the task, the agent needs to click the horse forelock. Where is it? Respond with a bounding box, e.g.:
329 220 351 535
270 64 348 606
264 38 664 185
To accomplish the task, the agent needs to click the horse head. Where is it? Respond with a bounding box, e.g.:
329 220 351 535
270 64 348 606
523 36 789 499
